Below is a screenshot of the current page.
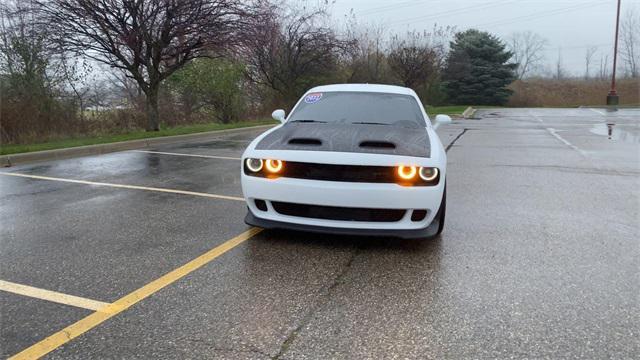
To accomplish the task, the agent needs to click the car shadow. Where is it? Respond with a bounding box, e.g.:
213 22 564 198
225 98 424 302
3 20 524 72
250 228 442 254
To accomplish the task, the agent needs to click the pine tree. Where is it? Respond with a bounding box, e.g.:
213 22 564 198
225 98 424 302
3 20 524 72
443 29 517 105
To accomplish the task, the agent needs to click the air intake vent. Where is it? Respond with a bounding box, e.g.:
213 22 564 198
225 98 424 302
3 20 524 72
359 141 396 149
272 201 406 222
288 138 322 146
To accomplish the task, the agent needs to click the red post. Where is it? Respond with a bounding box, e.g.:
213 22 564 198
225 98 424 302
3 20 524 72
607 0 621 105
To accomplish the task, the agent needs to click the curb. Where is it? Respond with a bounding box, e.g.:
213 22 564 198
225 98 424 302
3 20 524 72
1 124 275 167
579 105 639 109
462 107 477 119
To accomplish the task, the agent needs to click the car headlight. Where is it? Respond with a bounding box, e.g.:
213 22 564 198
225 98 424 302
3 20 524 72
265 159 283 173
245 158 263 172
396 166 440 185
397 165 417 180
244 158 284 178
419 167 438 181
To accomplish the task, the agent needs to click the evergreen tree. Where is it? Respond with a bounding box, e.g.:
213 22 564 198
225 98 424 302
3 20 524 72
443 29 517 105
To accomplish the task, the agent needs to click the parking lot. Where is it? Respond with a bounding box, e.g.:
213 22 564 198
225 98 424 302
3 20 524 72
1 108 638 359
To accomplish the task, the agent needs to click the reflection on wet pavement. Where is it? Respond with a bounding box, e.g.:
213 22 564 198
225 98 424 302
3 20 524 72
590 123 640 143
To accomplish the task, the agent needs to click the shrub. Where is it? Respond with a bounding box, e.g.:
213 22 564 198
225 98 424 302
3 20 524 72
508 79 640 107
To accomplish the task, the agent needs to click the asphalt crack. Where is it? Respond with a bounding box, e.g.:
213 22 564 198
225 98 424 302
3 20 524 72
445 128 469 152
272 248 360 360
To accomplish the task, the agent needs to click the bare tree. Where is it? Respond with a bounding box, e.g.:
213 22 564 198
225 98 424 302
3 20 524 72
584 46 598 79
0 1 56 89
387 27 451 89
35 0 261 131
620 8 639 78
59 54 93 122
0 0 64 142
554 47 565 80
110 69 145 111
507 31 547 79
243 3 354 106
343 20 390 84
598 54 610 80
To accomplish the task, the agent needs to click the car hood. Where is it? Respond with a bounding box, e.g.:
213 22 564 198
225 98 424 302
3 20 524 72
255 123 430 157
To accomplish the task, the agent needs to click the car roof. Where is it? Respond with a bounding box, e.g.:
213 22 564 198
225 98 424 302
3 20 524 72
307 84 415 96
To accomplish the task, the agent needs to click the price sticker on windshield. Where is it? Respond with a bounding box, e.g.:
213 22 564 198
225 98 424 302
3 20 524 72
304 93 323 104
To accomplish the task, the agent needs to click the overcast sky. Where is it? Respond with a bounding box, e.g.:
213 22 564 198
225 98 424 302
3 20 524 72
327 0 639 76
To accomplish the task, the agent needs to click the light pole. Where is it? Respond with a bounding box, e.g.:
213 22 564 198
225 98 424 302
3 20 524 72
606 0 622 106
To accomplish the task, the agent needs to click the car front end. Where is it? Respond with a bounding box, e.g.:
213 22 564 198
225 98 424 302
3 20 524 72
240 84 449 239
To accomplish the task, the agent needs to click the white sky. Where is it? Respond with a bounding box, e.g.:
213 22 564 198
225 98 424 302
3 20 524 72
328 0 640 75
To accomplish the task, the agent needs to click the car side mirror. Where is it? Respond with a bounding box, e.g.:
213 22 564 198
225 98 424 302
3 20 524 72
272 109 286 124
433 114 452 129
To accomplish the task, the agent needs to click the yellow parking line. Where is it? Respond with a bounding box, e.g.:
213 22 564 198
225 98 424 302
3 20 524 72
0 280 110 312
0 172 244 202
9 227 262 360
131 150 241 160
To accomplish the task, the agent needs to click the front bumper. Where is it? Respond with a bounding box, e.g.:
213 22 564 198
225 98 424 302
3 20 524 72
241 174 445 236
245 210 441 239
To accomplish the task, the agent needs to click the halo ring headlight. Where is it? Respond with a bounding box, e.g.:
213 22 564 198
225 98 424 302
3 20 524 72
265 159 283 173
419 167 439 181
397 165 417 180
246 158 263 172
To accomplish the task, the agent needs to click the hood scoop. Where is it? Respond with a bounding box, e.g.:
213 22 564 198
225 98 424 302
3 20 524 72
288 138 322 146
359 141 396 149
256 123 430 157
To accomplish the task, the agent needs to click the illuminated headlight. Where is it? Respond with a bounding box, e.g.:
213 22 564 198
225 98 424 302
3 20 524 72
245 158 263 172
265 159 283 173
397 165 417 180
419 167 438 181
244 158 284 178
396 165 440 186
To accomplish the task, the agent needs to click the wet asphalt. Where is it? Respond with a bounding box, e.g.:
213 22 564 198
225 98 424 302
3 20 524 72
0 108 638 359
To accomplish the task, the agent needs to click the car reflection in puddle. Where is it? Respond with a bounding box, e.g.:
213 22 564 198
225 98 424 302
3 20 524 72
590 123 640 143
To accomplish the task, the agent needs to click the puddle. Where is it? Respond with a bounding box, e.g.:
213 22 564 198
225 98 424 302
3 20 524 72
590 123 640 144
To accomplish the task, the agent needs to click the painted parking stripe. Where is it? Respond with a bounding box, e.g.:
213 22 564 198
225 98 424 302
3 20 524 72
587 108 607 116
9 227 262 360
545 127 588 157
131 150 241 160
0 280 110 312
0 172 244 202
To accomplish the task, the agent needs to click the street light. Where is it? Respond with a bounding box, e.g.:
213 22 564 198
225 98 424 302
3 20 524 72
606 0 622 106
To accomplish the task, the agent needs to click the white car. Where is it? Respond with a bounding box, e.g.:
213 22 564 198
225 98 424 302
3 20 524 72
241 84 451 239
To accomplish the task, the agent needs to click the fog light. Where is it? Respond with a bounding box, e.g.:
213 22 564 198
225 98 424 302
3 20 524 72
397 165 417 180
265 159 283 173
419 167 438 181
254 199 267 211
411 209 427 221
246 158 263 172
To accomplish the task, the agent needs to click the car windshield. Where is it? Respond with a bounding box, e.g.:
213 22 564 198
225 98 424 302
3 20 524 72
288 91 426 128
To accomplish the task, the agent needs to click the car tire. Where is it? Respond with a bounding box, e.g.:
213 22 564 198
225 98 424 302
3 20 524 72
434 183 446 236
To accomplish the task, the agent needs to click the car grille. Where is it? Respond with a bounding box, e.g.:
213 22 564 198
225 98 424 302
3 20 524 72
244 161 440 186
271 201 406 222
281 162 396 183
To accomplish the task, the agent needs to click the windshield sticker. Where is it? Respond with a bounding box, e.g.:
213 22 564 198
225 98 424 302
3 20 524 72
304 93 323 104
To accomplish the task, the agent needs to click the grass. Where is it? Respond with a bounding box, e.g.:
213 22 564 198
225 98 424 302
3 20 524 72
426 105 503 116
426 105 469 116
0 119 276 156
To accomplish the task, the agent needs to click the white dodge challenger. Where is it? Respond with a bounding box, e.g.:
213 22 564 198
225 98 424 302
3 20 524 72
241 84 451 239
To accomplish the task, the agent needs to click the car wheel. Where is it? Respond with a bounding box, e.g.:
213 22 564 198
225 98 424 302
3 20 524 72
435 183 446 236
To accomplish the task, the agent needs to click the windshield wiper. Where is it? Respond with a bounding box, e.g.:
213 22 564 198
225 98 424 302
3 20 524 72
351 121 390 126
289 119 327 123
